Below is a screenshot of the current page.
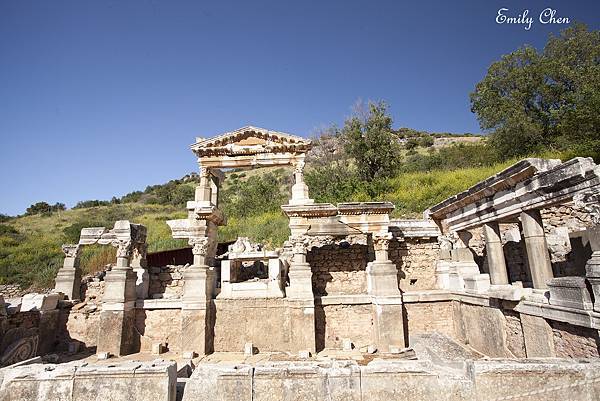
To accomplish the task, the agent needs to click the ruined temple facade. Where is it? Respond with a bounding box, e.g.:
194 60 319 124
1 127 600 400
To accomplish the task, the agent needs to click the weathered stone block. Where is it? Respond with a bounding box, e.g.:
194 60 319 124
20 293 60 312
182 364 253 401
548 276 594 310
520 313 556 357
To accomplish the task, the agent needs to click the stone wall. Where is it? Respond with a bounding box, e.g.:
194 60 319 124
449 299 599 359
182 360 600 401
315 304 373 351
550 320 600 358
0 360 177 401
404 301 454 339
148 265 186 299
213 299 288 352
542 204 594 277
135 309 182 353
389 238 439 291
0 285 24 299
308 244 369 296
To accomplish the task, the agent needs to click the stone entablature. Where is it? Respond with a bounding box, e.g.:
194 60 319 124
430 157 599 233
191 126 311 163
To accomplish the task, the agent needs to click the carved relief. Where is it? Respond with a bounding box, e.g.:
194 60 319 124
0 328 39 367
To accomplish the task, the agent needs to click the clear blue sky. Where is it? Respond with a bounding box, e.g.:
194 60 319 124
1 0 599 216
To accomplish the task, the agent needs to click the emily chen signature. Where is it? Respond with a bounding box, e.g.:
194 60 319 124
496 8 570 31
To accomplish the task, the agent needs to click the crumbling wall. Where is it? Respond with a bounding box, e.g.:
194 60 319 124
60 306 101 349
542 204 594 277
315 304 373 350
148 265 186 299
0 285 25 298
390 238 439 291
308 244 368 296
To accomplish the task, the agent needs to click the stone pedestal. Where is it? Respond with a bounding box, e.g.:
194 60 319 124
585 226 600 313
54 244 82 300
54 268 81 301
483 222 509 285
521 210 554 289
368 233 405 350
448 248 480 291
97 266 138 357
521 313 556 357
548 276 594 310
435 260 451 290
181 264 215 356
96 308 138 357
464 273 491 293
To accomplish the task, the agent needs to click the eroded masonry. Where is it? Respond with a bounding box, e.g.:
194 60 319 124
1 126 600 401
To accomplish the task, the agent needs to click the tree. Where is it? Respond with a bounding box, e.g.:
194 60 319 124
341 101 403 181
470 23 600 158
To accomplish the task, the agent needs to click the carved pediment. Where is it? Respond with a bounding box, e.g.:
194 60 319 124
191 126 311 157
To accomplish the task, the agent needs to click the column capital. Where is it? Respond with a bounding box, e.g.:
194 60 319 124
61 244 81 259
290 235 307 255
189 237 209 256
199 166 211 178
112 239 134 259
372 232 393 251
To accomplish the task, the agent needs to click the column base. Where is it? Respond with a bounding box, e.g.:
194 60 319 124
96 308 138 357
54 268 81 301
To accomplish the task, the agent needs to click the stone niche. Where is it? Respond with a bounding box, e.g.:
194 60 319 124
217 238 287 299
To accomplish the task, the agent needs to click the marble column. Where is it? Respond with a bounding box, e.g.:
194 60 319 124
521 209 554 289
97 239 139 357
285 235 316 353
483 222 509 285
54 244 82 300
181 236 215 357
368 233 406 350
195 167 213 205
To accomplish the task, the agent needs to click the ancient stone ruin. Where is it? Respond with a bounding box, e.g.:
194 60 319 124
1 126 600 400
